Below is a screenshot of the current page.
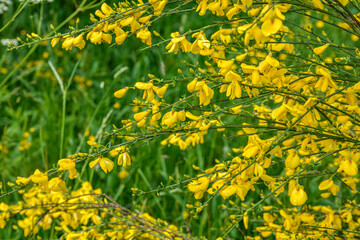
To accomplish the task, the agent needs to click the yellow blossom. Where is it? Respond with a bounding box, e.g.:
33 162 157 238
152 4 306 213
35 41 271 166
118 151 132 167
290 184 308 206
58 158 78 179
89 157 114 173
119 170 129 179
114 87 129 98
318 179 333 191
314 44 329 55
188 176 210 199
16 177 30 186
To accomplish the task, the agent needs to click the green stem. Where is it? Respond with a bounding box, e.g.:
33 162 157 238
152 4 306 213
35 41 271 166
1 126 7 192
37 1 44 34
0 0 29 33
60 91 67 159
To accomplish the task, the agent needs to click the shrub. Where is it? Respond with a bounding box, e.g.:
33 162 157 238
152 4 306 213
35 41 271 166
2 0 360 239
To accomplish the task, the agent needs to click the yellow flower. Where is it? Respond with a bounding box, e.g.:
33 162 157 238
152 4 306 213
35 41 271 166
134 110 151 122
166 32 191 53
191 31 213 55
220 184 237 199
118 151 132 167
321 192 331 198
236 53 247 62
100 3 113 15
87 31 112 45
285 151 300 169
153 84 168 98
185 112 201 121
318 179 333 191
339 159 358 176
29 169 49 192
15 176 30 186
150 0 167 16
30 169 48 184
272 104 287 120
224 71 242 100
136 28 152 45
243 211 249 229
0 202 8 211
226 4 241 20
187 78 198 92
61 36 74 50
135 82 153 90
114 87 128 99
243 144 260 159
73 33 86 49
134 81 167 101
50 37 60 47
115 32 128 45
48 177 66 192
139 15 153 24
61 34 86 51
312 0 324 9
314 44 329 55
196 0 208 16
161 111 179 127
58 158 78 179
187 176 210 199
190 81 214 106
89 157 114 173
290 184 308 206
261 18 283 36
118 170 129 179
265 54 279 67
329 184 339 196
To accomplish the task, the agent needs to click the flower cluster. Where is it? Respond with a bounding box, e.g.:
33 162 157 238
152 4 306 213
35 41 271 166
51 1 171 51
0 182 189 239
